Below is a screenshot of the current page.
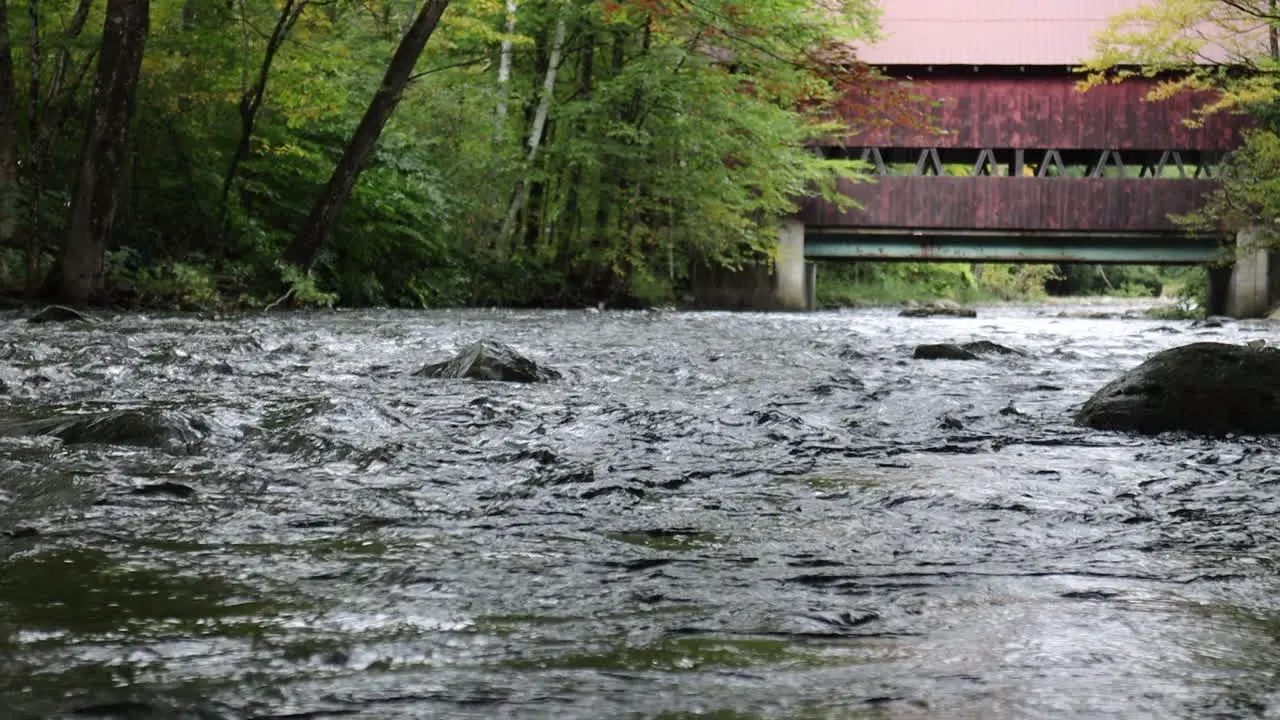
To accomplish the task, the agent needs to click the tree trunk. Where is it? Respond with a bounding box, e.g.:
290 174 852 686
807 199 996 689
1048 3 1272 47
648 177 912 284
45 0 92 108
28 0 99 294
494 0 517 140
498 12 566 249
560 23 594 250
285 0 451 270
1271 0 1279 61
0 0 17 247
52 0 149 306
24 0 39 291
220 0 307 225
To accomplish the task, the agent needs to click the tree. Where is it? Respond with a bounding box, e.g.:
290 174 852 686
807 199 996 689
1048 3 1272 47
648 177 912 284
497 5 564 250
1080 0 1279 115
494 0 518 139
0 0 16 251
52 0 150 305
285 0 451 271
219 0 311 227
0 0 913 309
475 0 883 303
1080 1 1280 239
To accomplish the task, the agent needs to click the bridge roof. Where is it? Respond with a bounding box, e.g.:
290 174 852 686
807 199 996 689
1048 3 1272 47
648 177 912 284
857 0 1205 67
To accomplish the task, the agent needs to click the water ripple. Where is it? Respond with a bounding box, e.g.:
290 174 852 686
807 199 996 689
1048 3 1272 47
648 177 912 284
0 304 1278 718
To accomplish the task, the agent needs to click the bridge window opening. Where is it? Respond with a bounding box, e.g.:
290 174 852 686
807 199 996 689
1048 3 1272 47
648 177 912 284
913 148 945 176
1139 151 1188 178
1090 150 1126 178
1037 150 1067 177
1193 151 1224 178
858 147 887 174
824 147 1224 179
972 148 1000 176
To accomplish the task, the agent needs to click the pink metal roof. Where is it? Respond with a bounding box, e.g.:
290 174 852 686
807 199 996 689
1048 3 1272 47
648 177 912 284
857 0 1159 66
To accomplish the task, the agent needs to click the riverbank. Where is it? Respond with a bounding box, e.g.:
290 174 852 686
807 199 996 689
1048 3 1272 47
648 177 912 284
814 261 1205 318
0 257 1212 322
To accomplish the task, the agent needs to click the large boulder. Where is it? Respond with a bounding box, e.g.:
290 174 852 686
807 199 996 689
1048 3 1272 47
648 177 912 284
1075 342 1280 435
0 407 213 451
415 340 560 383
900 299 977 318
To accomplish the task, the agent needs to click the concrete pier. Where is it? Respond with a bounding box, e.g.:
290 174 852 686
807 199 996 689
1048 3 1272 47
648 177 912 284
1225 228 1276 318
773 219 809 310
685 219 815 311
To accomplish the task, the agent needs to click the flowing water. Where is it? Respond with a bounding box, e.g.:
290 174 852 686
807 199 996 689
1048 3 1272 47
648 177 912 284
1 304 1279 719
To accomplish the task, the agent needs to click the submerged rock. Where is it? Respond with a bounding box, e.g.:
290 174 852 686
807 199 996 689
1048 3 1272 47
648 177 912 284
415 340 560 383
1193 316 1231 328
0 407 213 451
63 699 243 719
961 340 1026 356
1075 342 1280 436
913 341 1025 361
27 305 93 324
900 299 977 318
914 343 979 360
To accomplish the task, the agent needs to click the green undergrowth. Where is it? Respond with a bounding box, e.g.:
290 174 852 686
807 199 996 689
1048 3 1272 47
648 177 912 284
0 246 1216 315
817 261 1214 311
0 247 681 312
815 261 1057 308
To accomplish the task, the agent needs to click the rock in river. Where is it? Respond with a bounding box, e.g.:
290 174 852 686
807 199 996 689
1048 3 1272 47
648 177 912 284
27 304 93 324
900 299 978 318
0 407 213 451
914 341 1025 361
415 340 560 383
1075 342 1280 435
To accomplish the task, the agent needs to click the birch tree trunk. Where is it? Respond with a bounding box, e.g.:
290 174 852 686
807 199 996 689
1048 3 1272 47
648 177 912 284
494 0 517 140
1271 0 1279 61
285 0 451 270
52 0 149 305
498 11 566 249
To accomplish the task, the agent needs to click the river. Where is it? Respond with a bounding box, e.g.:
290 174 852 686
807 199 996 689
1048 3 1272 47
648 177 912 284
1 304 1279 719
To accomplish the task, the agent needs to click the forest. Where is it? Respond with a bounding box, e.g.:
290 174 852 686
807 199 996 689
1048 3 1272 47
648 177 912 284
0 0 899 309
0 0 1276 311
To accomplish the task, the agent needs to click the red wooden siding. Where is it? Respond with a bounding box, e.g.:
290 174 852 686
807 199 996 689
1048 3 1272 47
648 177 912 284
800 177 1219 232
838 75 1248 151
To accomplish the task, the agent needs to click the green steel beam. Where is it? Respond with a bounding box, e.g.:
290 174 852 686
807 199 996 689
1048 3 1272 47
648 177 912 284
804 232 1226 265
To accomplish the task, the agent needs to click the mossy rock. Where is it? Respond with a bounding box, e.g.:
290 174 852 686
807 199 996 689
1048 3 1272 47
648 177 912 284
1076 342 1280 436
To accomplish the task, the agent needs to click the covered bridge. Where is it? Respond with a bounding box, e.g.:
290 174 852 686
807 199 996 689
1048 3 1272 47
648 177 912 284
759 0 1272 315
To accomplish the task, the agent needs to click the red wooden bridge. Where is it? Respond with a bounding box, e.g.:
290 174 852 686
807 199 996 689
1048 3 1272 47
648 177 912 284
771 0 1272 315
800 70 1244 264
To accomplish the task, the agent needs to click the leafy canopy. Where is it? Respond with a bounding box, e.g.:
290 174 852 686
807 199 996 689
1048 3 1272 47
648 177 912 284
1079 0 1280 240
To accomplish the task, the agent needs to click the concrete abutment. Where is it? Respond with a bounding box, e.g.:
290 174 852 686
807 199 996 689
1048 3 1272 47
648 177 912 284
1223 229 1279 319
688 222 1280 318
685 219 815 311
773 219 811 310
